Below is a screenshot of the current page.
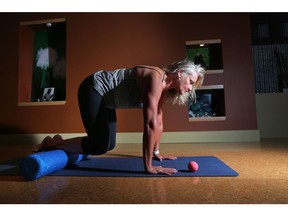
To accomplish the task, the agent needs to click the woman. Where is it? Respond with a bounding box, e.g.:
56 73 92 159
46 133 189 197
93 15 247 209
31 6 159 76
35 59 205 175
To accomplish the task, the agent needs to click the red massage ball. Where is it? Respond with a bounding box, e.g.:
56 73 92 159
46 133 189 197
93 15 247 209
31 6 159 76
188 161 199 172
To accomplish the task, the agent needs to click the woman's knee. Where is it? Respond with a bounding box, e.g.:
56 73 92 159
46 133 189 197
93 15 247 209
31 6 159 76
81 137 110 155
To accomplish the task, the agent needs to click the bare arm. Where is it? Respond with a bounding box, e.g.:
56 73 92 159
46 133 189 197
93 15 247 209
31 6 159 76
153 98 177 161
153 105 163 155
141 72 177 175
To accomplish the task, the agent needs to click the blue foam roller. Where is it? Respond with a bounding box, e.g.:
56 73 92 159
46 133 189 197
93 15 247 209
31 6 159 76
67 152 87 164
20 150 87 181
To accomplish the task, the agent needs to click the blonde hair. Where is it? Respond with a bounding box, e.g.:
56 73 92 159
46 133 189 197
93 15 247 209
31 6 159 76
163 59 205 105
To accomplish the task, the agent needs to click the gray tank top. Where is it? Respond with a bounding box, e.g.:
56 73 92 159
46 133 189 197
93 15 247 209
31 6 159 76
92 68 143 109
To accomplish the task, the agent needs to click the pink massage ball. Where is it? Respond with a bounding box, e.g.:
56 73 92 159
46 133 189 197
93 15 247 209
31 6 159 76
188 161 199 172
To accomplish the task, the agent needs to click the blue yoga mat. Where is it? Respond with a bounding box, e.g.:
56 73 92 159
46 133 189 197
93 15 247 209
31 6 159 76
0 156 238 178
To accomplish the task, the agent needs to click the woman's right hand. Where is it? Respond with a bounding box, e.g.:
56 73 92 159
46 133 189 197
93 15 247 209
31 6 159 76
147 166 178 175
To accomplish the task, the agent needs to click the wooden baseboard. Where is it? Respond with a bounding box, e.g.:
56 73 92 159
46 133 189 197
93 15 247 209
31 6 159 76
0 130 260 145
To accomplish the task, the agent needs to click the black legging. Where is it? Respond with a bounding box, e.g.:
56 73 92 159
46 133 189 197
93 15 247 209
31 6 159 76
78 75 117 155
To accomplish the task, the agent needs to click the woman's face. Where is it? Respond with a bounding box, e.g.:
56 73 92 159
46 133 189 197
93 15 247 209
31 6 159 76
177 71 199 95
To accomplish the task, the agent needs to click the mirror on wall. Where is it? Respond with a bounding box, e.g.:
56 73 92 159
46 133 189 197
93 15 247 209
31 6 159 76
186 39 223 74
188 85 226 121
18 18 66 105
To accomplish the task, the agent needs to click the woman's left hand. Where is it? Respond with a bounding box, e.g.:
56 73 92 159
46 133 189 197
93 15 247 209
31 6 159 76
154 154 177 161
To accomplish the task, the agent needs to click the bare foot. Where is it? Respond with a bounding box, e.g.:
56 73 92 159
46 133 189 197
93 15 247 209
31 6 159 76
41 136 54 145
33 136 57 153
53 134 63 141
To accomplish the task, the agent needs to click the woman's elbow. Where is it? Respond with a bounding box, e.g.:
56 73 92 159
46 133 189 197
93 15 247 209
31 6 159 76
144 121 162 133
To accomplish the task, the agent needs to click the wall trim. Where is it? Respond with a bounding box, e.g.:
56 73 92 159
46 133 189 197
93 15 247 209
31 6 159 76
117 130 260 143
0 130 260 145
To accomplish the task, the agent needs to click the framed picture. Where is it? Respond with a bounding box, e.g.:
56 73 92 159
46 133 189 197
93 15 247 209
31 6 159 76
41 87 55 101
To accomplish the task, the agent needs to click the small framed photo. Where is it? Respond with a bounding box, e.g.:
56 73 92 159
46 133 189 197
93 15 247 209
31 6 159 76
42 87 55 101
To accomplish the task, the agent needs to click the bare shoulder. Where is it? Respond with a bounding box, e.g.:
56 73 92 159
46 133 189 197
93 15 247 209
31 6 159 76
134 65 164 79
134 65 164 93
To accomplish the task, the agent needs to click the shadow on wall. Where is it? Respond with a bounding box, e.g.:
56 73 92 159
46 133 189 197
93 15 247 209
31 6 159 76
0 125 38 145
0 126 40 160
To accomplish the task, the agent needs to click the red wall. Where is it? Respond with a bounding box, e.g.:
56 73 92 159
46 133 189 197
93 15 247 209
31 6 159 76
0 13 257 134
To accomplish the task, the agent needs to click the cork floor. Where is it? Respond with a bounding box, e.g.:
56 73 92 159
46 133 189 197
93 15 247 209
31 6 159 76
0 138 288 204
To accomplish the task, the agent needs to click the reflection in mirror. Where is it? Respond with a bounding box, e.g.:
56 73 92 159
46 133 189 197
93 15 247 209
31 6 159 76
19 18 66 103
186 39 223 73
188 87 225 119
